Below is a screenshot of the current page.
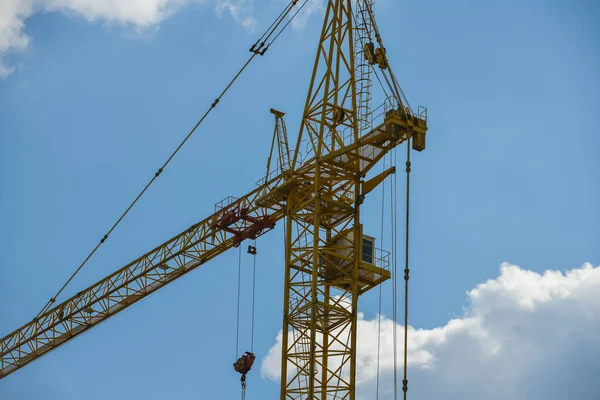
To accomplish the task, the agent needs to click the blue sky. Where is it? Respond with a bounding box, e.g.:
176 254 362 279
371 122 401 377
0 0 599 399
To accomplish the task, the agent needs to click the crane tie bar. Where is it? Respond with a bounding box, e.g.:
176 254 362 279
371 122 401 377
34 0 310 320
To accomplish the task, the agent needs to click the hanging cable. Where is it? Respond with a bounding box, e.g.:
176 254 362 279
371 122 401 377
234 241 258 399
250 240 257 353
33 0 308 321
241 375 245 400
402 138 412 399
36 54 257 318
376 151 386 400
392 144 399 400
236 246 242 359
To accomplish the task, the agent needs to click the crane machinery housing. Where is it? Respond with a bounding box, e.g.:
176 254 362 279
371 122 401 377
0 0 428 398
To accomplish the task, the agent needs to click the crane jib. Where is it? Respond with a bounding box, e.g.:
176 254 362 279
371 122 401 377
0 172 286 378
0 109 424 379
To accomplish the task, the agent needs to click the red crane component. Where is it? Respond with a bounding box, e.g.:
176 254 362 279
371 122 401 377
212 206 249 231
234 351 256 396
233 352 256 376
212 205 275 247
233 215 275 246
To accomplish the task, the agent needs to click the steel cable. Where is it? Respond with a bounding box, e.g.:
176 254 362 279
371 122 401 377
376 151 386 400
392 146 398 399
402 138 412 399
251 240 257 353
34 0 306 321
236 246 242 359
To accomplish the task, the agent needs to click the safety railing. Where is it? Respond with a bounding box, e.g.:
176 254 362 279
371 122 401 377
418 105 428 121
214 196 239 212
255 152 303 186
363 242 391 272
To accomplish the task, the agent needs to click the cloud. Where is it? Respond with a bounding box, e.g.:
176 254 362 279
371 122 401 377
290 0 323 30
215 0 256 32
261 262 600 400
269 0 323 31
0 0 256 77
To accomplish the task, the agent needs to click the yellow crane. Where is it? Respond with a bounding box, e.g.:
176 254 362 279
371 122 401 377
0 1 428 398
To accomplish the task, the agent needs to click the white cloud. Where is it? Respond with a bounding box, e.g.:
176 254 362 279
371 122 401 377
0 0 256 77
289 0 323 30
261 262 600 400
215 0 256 32
0 0 32 77
269 0 323 31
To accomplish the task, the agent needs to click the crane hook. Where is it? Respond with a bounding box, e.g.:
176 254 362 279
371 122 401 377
233 352 256 376
234 352 255 399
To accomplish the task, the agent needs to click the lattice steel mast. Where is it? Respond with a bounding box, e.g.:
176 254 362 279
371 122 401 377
275 0 427 398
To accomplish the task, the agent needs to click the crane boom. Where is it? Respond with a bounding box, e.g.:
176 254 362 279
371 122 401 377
0 172 286 379
0 106 425 380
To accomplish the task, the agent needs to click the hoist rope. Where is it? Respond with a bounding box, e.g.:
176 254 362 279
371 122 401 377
375 151 386 400
33 0 307 320
392 146 399 399
236 245 243 359
402 138 412 399
251 240 257 353
235 241 258 355
236 239 258 400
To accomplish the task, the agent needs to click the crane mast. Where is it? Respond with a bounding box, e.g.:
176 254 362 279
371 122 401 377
1 1 428 398
280 0 365 397
277 1 415 397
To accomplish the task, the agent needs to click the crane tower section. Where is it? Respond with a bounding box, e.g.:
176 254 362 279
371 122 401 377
267 0 428 398
355 0 375 135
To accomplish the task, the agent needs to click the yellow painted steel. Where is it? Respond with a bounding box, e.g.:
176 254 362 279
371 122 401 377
277 1 427 398
265 108 292 182
0 1 428 395
362 166 396 197
0 172 286 378
0 108 421 381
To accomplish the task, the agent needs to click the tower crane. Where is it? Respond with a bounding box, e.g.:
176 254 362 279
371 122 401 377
0 0 428 398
